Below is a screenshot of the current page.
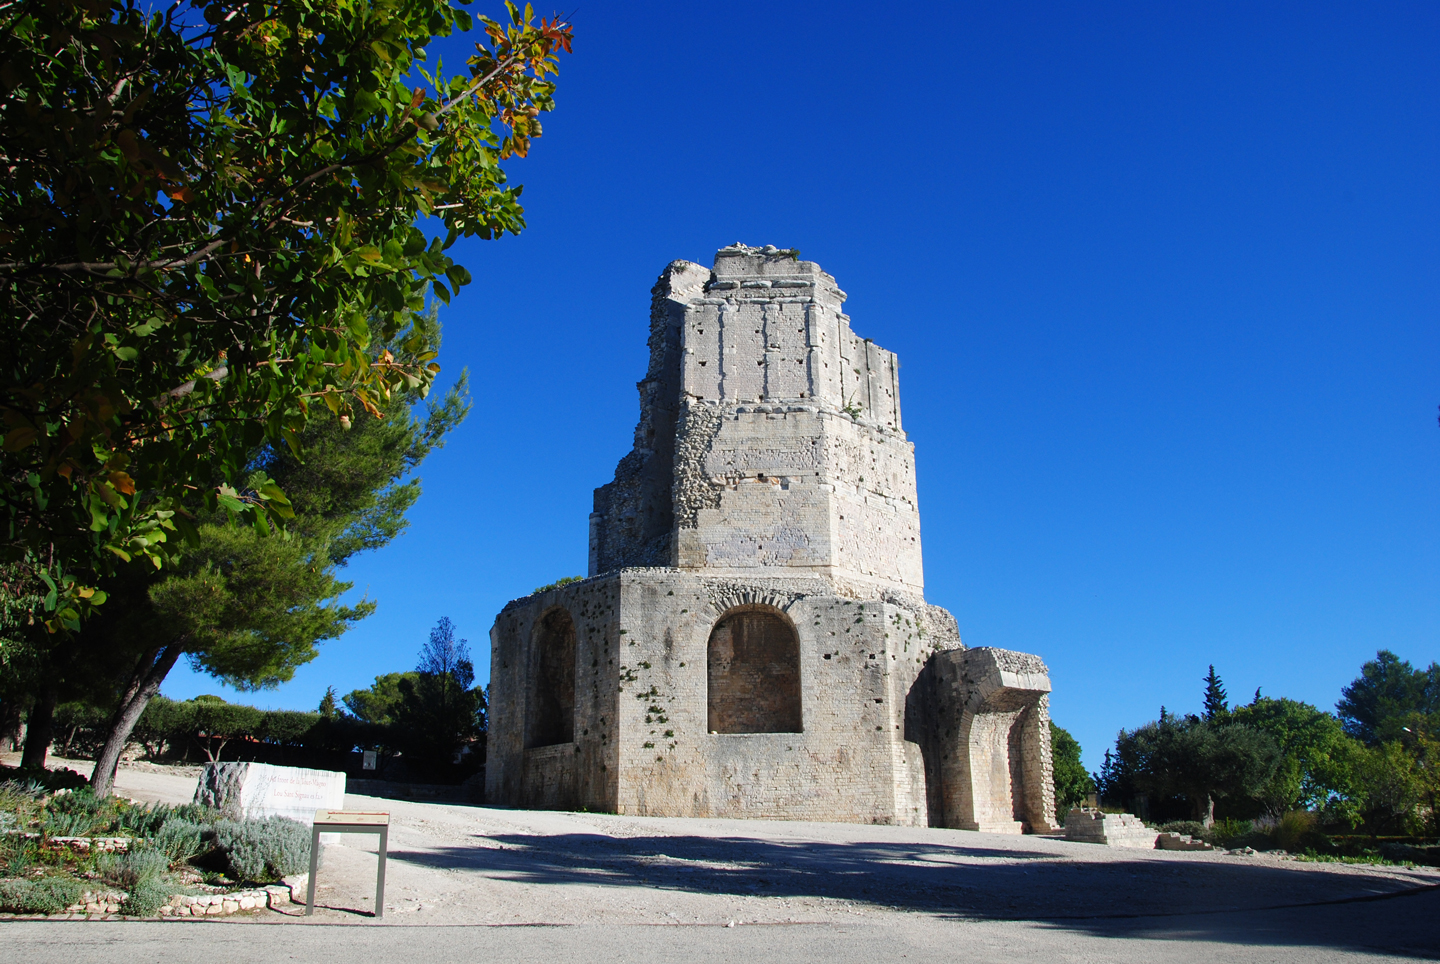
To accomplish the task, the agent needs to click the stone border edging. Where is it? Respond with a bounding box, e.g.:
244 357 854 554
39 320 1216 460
0 874 308 920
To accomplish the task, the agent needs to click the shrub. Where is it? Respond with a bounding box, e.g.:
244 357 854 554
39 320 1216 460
41 806 99 837
113 802 166 838
154 818 208 864
1157 820 1208 839
1209 818 1254 845
3 838 38 877
213 816 310 881
99 846 170 889
123 875 174 917
0 877 84 914
1274 810 1318 852
0 766 88 792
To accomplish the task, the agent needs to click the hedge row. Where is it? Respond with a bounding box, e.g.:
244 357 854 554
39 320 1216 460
132 697 390 761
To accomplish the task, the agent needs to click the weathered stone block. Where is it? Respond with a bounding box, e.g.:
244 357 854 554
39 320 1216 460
1065 808 1159 848
193 762 344 824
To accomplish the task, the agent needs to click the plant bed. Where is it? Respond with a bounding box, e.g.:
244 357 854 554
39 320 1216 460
0 777 311 918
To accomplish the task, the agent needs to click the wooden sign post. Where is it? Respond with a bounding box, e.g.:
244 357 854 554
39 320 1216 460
305 810 390 918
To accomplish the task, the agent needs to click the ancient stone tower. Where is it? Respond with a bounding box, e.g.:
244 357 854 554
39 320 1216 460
487 245 1058 832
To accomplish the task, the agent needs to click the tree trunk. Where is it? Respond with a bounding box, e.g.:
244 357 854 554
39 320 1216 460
20 685 57 770
0 697 23 751
90 640 185 798
1202 794 1215 828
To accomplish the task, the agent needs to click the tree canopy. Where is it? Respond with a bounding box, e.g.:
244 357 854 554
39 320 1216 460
393 616 485 769
1336 650 1440 745
73 323 470 794
0 0 570 629
1116 711 1280 826
1229 696 1354 817
1049 721 1094 819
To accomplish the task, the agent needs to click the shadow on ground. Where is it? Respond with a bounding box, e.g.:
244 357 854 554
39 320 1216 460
387 832 1440 955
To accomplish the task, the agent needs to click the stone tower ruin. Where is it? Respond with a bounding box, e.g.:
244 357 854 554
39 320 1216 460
486 244 1058 832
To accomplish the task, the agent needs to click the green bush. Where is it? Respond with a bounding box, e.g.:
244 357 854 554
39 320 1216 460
1157 820 1208 839
154 818 208 864
122 875 174 917
213 816 310 881
0 767 88 792
3 838 38 877
1274 810 1318 851
98 846 169 889
0 877 84 914
41 805 99 837
1209 817 1254 845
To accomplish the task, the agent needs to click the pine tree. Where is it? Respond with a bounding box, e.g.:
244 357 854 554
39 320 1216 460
81 320 470 796
1204 666 1229 721
318 687 340 720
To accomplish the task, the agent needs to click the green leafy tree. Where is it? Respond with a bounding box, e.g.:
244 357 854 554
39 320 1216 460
190 698 264 762
1229 696 1358 818
1049 721 1095 820
317 687 339 720
1203 665 1229 722
344 672 421 728
1345 740 1424 833
0 0 571 629
132 695 195 759
81 334 468 796
1336 650 1440 745
394 617 486 769
1110 711 1280 826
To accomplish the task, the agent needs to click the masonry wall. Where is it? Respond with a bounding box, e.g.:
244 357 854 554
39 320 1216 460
489 569 958 823
485 577 623 812
589 246 923 599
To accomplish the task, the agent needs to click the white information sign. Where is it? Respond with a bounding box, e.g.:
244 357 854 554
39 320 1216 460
194 762 346 825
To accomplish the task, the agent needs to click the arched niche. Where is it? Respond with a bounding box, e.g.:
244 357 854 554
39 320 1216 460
527 607 576 748
707 607 801 734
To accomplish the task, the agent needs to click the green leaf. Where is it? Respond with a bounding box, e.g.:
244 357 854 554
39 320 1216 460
3 426 37 451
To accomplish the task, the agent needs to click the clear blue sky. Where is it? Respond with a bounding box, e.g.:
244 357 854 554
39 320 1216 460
163 1 1440 772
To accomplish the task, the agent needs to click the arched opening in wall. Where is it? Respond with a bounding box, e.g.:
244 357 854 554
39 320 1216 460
527 608 575 749
707 608 801 734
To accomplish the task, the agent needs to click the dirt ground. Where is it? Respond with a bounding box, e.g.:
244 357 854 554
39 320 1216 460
17 754 1433 931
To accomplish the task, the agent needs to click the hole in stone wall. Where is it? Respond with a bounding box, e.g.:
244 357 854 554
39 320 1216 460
527 607 576 748
707 608 801 734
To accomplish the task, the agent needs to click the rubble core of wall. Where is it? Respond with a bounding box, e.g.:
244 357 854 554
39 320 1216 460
590 261 711 574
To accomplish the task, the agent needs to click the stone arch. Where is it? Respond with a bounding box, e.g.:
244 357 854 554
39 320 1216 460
707 606 801 734
527 607 576 749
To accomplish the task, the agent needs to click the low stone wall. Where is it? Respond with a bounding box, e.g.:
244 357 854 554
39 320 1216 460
1064 808 1159 848
1 875 307 920
158 885 291 917
13 834 133 853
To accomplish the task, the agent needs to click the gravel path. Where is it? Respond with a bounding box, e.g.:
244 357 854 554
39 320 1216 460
73 758 1438 930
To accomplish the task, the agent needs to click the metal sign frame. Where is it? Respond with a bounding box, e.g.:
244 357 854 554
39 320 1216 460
305 810 390 918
